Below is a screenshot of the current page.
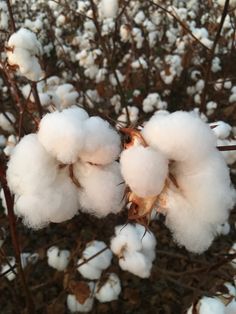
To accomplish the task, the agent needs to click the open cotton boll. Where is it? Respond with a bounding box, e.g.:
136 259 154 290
95 273 121 303
77 241 112 280
79 116 121 165
110 224 143 255
15 168 79 228
210 121 232 140
67 282 94 313
55 84 79 109
7 134 58 195
165 189 215 253
7 28 43 81
75 161 124 217
187 297 225 314
100 0 118 19
119 251 152 278
134 224 157 261
142 111 217 170
120 145 168 197
47 246 70 271
0 112 15 132
38 107 88 164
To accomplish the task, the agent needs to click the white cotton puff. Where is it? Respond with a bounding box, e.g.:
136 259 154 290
15 167 79 228
100 0 119 19
210 121 232 140
187 297 225 314
7 28 43 81
75 161 125 217
134 224 157 261
38 107 88 164
120 145 168 197
110 224 143 255
55 84 79 109
95 273 121 303
7 134 58 195
77 241 112 280
0 112 15 132
47 246 70 271
119 251 152 278
79 116 121 165
67 282 94 313
142 111 217 171
217 139 236 165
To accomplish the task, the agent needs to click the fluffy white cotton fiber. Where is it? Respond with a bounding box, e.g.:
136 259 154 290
77 241 112 280
7 134 58 195
7 28 43 81
95 273 121 302
74 161 125 217
120 145 168 197
110 224 156 278
79 116 121 165
38 107 88 164
142 111 217 171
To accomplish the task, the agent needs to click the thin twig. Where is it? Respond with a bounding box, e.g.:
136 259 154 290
6 0 16 32
77 246 109 268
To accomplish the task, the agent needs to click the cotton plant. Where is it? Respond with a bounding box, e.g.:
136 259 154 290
47 246 70 271
6 28 44 81
6 107 124 229
120 111 235 253
77 240 112 280
110 223 157 278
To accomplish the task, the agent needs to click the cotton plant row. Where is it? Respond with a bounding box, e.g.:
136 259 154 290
2 1 236 121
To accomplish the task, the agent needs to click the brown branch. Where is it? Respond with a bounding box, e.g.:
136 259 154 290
217 145 236 151
31 82 43 118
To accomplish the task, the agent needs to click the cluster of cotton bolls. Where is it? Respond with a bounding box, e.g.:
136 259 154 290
6 107 124 228
6 28 44 81
110 224 157 278
120 111 235 253
21 76 79 110
67 240 121 312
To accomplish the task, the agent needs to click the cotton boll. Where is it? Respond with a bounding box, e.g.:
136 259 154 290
120 145 168 197
229 243 236 269
75 161 124 217
55 84 79 109
210 121 232 140
216 222 230 236
77 241 112 280
225 299 236 314
187 297 225 314
47 246 70 271
95 273 121 303
100 0 118 19
134 224 157 261
142 111 217 170
110 224 143 255
119 251 152 278
165 189 215 253
38 107 88 164
67 283 94 313
77 258 102 280
7 134 58 195
15 168 79 228
79 116 121 165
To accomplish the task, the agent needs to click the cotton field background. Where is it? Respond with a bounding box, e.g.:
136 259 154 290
0 0 236 313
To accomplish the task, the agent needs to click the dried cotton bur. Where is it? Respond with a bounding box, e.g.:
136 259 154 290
6 107 124 228
120 111 236 253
